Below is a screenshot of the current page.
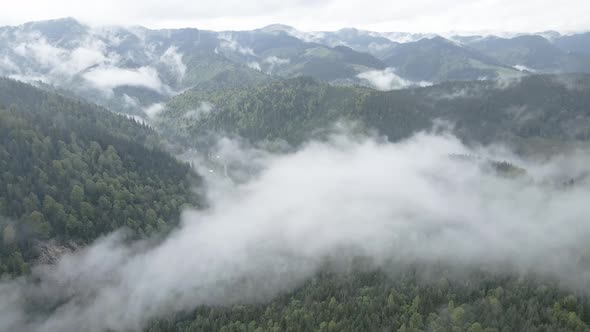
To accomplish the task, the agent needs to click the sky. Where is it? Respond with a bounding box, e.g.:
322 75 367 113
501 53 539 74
0 0 589 33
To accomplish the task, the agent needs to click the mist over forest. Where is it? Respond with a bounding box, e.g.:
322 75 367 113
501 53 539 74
1 7 590 332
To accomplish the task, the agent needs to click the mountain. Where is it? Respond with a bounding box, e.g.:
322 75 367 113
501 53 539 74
271 26 435 57
293 27 401 59
159 74 590 154
214 28 387 82
5 18 590 332
381 36 521 82
0 18 390 116
1 18 590 118
554 32 590 55
463 35 590 73
0 77 201 276
0 18 263 116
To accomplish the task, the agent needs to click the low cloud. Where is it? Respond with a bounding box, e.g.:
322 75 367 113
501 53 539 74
513 64 537 73
83 66 165 93
247 61 261 71
2 132 590 331
218 33 256 56
142 102 165 119
0 27 179 107
357 67 431 90
0 55 20 72
183 101 214 119
263 56 290 73
122 94 140 109
428 85 484 100
159 46 187 81
10 32 115 80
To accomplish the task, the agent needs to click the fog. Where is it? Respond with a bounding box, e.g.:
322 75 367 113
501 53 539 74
357 67 432 90
0 26 187 115
2 132 590 331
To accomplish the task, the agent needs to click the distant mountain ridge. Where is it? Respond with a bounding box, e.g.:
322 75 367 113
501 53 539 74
0 18 589 119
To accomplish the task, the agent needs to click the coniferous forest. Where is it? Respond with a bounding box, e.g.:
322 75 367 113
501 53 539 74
2 14 590 332
0 78 200 276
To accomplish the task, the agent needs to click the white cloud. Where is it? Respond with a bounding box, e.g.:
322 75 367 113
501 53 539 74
263 56 290 74
83 65 164 92
122 94 140 108
247 61 261 71
357 67 431 90
66 44 109 72
0 56 19 73
263 56 290 66
513 64 538 73
1 0 589 33
183 101 214 119
7 73 49 84
159 46 186 80
12 34 63 68
3 132 590 331
218 33 255 56
377 31 435 43
14 35 111 74
6 32 120 87
142 102 165 118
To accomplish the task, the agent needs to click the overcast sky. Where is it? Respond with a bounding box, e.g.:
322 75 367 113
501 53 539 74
1 0 589 33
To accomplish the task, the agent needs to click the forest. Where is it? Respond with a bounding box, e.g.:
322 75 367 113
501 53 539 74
160 74 590 154
3 75 590 331
0 78 201 276
149 268 590 332
1 14 590 331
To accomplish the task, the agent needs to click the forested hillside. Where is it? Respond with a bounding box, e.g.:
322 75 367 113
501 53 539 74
380 36 519 82
160 74 590 151
3 14 590 332
0 78 201 276
149 268 590 332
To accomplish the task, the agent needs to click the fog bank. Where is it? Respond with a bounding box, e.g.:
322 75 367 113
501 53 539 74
2 132 590 331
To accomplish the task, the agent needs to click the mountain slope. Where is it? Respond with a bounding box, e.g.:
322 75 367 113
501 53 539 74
215 29 387 82
0 18 389 116
0 78 201 276
555 32 590 55
382 37 520 82
159 74 590 151
465 35 590 73
149 268 590 332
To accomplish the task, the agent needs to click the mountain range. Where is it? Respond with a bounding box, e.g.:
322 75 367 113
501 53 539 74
1 17 590 119
3 16 590 332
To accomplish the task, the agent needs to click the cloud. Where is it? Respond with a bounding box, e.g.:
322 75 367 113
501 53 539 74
377 31 435 43
263 56 290 66
183 101 214 119
122 94 140 109
2 131 590 331
11 33 113 79
13 34 63 67
263 55 290 74
142 102 165 118
513 64 538 73
2 0 589 33
159 46 186 80
428 85 484 100
247 61 261 71
357 67 431 90
83 65 165 92
0 56 19 72
218 33 256 56
492 73 524 89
